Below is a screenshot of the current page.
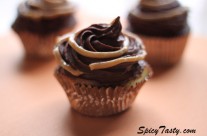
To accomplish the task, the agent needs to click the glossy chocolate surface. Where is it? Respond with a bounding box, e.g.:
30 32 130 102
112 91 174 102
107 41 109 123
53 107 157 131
58 17 148 85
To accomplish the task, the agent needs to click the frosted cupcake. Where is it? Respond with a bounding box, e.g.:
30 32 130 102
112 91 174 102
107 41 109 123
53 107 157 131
53 17 152 116
12 0 76 59
128 0 190 68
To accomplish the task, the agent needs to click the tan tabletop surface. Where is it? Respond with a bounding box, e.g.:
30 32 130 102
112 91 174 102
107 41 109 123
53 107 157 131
0 14 207 136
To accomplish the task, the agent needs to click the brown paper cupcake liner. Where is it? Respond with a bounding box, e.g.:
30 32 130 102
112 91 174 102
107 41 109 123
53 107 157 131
16 27 74 59
55 66 151 117
139 34 189 68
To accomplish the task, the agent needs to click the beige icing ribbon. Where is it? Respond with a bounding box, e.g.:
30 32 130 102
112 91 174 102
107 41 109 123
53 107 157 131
89 50 147 70
131 6 188 20
140 0 176 7
44 0 66 4
67 34 129 59
19 0 74 19
53 45 83 76
67 33 146 70
54 32 146 76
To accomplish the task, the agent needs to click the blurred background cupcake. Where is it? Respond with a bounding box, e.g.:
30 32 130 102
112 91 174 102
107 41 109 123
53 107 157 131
127 0 190 71
12 0 76 60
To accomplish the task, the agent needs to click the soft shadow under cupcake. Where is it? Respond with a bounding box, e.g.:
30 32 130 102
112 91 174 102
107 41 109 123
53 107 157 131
67 107 130 136
64 103 165 136
149 61 183 78
18 54 55 72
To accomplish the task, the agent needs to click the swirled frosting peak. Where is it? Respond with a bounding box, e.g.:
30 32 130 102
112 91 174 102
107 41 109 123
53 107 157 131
18 0 74 19
128 0 189 36
75 17 122 53
54 17 147 84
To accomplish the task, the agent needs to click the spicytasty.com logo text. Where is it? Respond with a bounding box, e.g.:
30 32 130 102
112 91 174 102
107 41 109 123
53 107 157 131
137 126 196 135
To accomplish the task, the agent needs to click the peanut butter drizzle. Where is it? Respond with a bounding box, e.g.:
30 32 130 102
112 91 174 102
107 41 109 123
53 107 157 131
131 7 188 20
53 18 147 76
67 34 129 59
54 33 146 76
53 45 83 76
19 0 74 19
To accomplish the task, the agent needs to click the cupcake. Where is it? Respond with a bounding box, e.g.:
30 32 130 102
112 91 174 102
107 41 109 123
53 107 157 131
12 0 76 59
53 17 152 116
128 0 190 68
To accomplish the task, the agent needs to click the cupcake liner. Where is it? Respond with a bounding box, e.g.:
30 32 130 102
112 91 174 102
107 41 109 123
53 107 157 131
15 27 74 59
139 33 189 68
55 67 151 117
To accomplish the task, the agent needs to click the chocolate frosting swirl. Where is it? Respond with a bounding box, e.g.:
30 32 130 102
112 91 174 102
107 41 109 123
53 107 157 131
75 18 123 53
54 17 147 85
128 0 190 37
18 0 74 19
